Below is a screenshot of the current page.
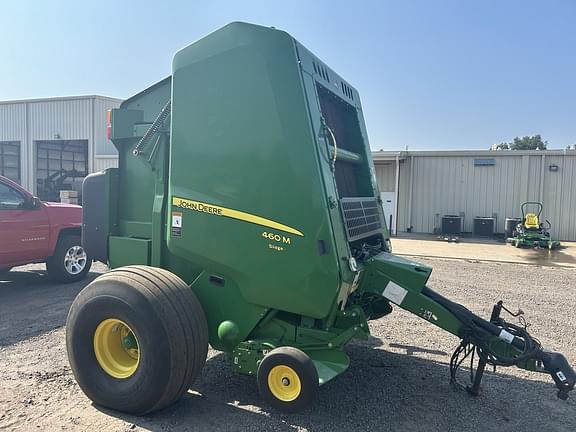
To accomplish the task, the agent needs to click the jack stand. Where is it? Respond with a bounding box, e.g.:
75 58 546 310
466 301 503 396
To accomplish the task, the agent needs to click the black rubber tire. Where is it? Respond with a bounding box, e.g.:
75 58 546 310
46 235 92 283
66 265 209 415
257 346 319 413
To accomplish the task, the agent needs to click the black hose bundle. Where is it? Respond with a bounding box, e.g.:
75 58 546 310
449 321 542 391
422 287 542 390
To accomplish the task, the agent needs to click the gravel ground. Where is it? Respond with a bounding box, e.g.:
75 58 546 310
0 258 575 431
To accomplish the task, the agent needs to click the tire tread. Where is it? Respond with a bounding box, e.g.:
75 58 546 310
69 265 208 414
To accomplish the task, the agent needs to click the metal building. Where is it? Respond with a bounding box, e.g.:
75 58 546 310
373 150 576 241
0 95 121 201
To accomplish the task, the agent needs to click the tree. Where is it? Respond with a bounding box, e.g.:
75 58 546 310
492 135 547 150
493 142 510 150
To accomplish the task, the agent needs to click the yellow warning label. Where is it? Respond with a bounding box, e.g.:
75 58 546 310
172 197 304 237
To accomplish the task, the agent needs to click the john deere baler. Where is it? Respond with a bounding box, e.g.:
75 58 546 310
68 22 574 415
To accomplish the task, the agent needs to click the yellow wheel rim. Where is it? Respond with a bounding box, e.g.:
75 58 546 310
267 365 301 402
93 318 140 379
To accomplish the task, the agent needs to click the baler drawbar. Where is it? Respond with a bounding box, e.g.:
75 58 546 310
67 22 574 415
361 253 575 401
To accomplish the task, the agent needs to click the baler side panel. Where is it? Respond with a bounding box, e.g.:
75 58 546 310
107 79 172 269
167 23 341 332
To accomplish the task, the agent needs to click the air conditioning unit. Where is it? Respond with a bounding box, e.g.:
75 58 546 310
441 215 463 235
473 217 496 237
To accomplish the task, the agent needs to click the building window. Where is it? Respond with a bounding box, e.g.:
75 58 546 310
474 158 496 166
35 140 88 202
0 141 21 184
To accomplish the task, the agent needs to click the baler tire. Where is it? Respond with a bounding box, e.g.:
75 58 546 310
257 346 318 413
46 235 92 283
66 265 208 415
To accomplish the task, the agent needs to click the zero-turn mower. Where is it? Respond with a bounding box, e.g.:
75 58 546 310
507 201 561 249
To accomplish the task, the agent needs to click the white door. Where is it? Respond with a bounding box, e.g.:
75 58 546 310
381 192 395 234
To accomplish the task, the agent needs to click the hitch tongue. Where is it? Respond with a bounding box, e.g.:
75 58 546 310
539 351 576 400
422 292 576 399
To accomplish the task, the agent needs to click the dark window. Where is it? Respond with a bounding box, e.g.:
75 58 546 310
35 140 88 202
474 158 496 166
0 182 25 209
0 141 21 184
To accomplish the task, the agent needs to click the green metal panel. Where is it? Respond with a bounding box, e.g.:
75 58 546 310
109 236 151 267
359 253 463 335
167 23 342 320
110 78 172 244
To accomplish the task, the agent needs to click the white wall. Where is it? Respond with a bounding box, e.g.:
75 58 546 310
0 96 121 192
374 151 576 241
0 103 27 184
94 156 118 172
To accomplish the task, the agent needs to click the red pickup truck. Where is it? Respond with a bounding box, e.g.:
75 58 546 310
0 175 91 282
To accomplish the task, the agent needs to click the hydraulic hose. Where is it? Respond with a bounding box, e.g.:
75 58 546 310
423 286 533 358
422 286 575 399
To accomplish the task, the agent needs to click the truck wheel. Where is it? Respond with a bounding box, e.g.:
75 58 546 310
66 265 208 415
257 347 319 413
46 235 92 283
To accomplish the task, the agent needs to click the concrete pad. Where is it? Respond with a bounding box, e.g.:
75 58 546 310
391 235 576 268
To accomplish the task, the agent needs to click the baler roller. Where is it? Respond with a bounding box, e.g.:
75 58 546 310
328 145 363 164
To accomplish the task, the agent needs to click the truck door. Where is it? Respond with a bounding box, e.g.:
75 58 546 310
0 181 50 266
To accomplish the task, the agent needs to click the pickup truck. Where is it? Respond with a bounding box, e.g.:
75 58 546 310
0 175 91 282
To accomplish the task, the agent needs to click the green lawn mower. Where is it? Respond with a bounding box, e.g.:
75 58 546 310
508 202 560 250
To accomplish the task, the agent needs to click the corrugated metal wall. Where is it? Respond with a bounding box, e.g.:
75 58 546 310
94 156 118 171
0 103 28 184
374 152 576 241
542 155 576 240
374 163 396 192
28 99 92 140
0 96 120 192
0 103 26 139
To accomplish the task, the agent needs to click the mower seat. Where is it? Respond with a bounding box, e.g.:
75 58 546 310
524 213 540 230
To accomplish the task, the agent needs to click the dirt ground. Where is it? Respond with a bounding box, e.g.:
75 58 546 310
1 258 575 432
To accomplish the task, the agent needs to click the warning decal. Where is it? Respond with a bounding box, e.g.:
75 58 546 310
171 211 182 237
382 281 408 305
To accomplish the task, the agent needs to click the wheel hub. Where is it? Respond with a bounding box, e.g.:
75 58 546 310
94 319 140 379
64 245 87 275
268 365 301 402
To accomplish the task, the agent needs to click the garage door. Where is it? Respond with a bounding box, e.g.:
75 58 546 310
36 140 88 202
